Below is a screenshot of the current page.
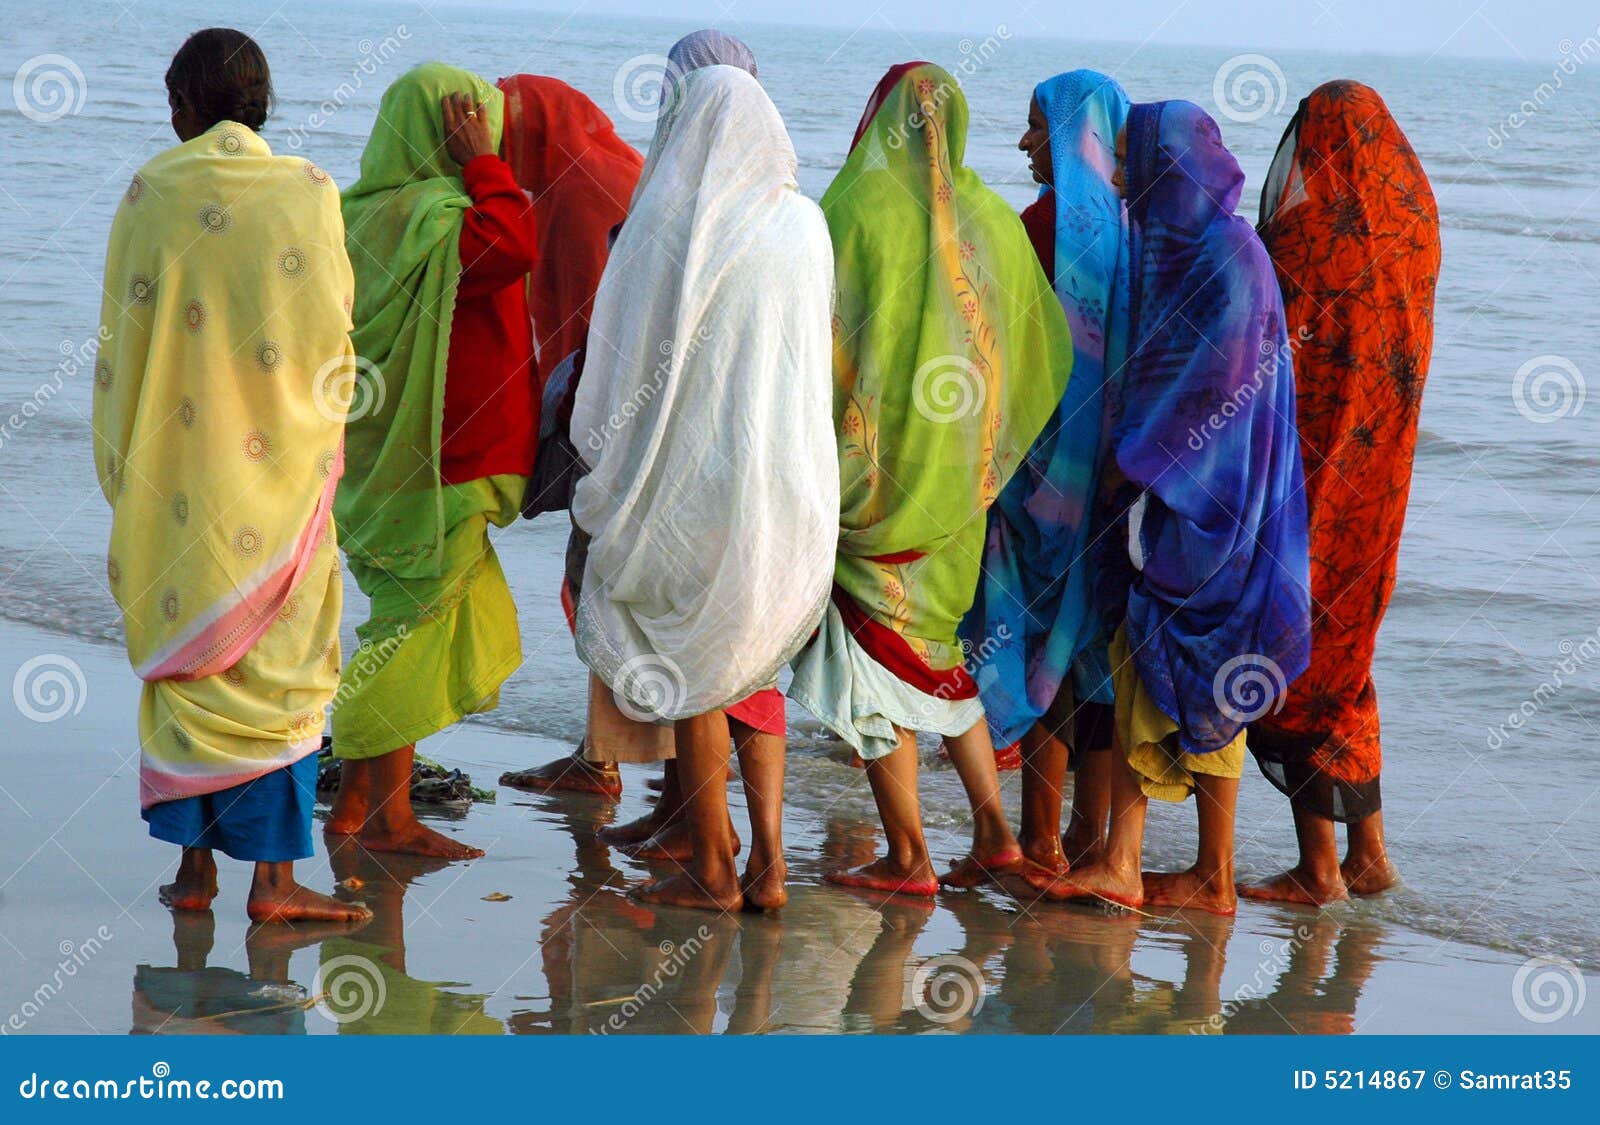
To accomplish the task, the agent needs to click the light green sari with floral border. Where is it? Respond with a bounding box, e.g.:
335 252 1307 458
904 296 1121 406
822 62 1073 670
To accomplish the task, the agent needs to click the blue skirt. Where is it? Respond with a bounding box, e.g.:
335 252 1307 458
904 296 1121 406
143 753 318 862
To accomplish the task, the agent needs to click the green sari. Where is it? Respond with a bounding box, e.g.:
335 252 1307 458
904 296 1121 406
822 63 1073 671
336 62 504 576
332 63 524 759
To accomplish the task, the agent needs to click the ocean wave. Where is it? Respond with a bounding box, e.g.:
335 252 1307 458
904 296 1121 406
1440 212 1600 244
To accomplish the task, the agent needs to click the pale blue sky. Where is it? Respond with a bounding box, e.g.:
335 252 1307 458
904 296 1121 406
448 0 1597 60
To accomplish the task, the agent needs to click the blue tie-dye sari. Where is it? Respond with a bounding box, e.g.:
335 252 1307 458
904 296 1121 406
964 70 1129 747
1098 99 1311 755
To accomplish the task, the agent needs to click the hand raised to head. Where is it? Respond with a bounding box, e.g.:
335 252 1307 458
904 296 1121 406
441 91 495 165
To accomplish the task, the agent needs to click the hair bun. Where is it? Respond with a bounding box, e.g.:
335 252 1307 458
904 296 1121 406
227 84 272 129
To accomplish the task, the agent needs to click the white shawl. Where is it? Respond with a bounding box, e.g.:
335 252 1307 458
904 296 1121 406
570 65 838 721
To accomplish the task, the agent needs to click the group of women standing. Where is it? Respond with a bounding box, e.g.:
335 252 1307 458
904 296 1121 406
95 25 1439 924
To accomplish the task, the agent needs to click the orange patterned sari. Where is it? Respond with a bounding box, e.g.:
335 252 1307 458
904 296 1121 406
1250 81 1440 821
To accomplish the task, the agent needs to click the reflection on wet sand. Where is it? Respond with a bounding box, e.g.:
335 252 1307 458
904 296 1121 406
132 910 345 1035
316 842 504 1034
1209 916 1382 1035
506 801 1387 1035
135 793 1386 1034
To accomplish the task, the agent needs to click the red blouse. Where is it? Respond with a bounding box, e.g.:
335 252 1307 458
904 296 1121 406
439 153 538 485
1020 191 1055 284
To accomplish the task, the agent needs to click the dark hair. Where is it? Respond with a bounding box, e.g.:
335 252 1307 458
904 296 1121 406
164 28 273 130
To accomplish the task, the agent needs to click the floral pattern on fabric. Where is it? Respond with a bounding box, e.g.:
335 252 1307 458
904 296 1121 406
1249 81 1440 820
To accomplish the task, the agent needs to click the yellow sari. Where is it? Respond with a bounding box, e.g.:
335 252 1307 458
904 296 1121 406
94 121 353 806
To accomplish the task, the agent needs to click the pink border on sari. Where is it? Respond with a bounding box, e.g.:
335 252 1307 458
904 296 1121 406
139 734 323 809
136 446 344 683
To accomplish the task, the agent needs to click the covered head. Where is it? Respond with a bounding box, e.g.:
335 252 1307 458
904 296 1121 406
1124 97 1245 230
497 74 642 383
662 28 757 110
570 65 838 720
1033 69 1127 192
348 62 503 192
666 28 757 80
1259 79 1439 276
1099 98 1311 755
1030 69 1129 374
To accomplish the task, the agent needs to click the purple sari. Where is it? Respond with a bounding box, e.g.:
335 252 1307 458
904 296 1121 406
1097 100 1311 755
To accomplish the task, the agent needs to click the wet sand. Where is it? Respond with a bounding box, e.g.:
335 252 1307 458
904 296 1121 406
2 618 1594 1036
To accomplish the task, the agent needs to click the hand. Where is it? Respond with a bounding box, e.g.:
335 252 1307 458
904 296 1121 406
442 92 494 165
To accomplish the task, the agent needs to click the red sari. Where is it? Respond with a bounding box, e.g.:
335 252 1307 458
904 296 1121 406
1249 81 1440 821
496 75 643 389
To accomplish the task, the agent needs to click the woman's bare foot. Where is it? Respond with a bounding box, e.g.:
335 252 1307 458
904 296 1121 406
1142 867 1237 916
740 856 788 911
631 870 743 912
159 848 218 911
825 856 939 897
358 818 483 860
597 809 668 847
1341 853 1400 896
500 747 621 798
247 861 372 925
623 817 739 863
1239 866 1349 906
1035 860 1143 909
938 846 1026 890
247 884 373 925
998 854 1071 897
